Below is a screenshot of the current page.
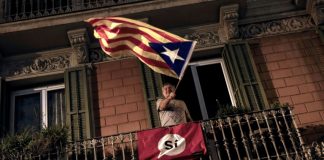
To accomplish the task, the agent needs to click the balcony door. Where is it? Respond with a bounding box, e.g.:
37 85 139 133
175 59 236 120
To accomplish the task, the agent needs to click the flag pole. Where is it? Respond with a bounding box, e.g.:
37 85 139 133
175 79 181 91
174 41 196 92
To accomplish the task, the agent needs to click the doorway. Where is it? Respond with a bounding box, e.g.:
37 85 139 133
166 59 235 120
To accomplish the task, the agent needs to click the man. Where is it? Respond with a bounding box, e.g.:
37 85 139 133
156 83 192 127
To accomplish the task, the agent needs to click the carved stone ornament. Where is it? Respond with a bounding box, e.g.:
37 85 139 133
3 55 70 77
75 45 89 64
240 15 315 38
218 4 240 42
185 30 221 49
67 28 90 65
307 0 324 25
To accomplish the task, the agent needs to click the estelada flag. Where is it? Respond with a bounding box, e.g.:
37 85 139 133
86 17 196 80
137 122 207 160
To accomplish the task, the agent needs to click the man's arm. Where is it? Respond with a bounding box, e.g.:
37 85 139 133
157 92 175 111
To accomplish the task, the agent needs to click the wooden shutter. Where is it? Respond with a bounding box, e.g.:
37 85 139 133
222 42 269 111
0 77 4 137
64 65 94 141
316 26 324 74
140 63 163 128
318 26 324 44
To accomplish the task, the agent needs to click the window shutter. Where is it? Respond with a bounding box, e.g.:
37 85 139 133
222 42 269 111
64 65 94 141
316 26 324 73
140 63 163 128
0 77 5 137
318 26 324 44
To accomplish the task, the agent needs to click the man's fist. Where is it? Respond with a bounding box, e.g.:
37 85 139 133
169 92 176 99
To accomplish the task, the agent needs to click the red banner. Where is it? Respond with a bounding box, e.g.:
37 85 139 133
137 122 207 160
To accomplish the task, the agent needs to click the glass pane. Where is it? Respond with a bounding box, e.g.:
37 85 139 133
15 93 41 132
196 63 232 118
175 69 203 121
48 89 65 127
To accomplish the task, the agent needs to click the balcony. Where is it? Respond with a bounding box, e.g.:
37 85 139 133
1 107 323 160
0 0 149 23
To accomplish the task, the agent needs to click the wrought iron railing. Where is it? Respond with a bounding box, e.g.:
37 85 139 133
0 0 148 23
1 107 323 159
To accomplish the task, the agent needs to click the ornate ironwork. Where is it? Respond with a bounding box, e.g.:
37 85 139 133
0 107 316 160
1 0 147 23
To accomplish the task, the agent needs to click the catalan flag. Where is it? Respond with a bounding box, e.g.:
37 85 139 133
86 17 196 79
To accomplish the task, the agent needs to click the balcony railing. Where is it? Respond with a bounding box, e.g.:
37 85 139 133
1 107 323 159
0 0 148 23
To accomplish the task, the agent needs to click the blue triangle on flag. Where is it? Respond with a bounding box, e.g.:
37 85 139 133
149 41 194 78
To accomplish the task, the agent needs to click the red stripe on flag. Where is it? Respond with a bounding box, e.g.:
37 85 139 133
95 25 163 44
95 27 109 40
101 45 170 69
106 37 156 52
107 18 181 42
103 17 182 42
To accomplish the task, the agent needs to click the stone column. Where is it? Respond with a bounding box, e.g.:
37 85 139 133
67 28 90 67
218 4 240 43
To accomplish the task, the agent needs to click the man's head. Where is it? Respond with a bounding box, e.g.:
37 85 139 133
162 83 175 98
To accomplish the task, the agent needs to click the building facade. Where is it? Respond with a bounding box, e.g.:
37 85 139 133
0 0 324 158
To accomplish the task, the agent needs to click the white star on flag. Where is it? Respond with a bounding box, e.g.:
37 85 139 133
161 46 184 63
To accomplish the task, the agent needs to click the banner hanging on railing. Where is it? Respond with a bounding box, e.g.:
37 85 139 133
137 122 207 160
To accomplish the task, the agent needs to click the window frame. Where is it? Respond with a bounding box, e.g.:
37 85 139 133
10 84 64 133
189 58 237 120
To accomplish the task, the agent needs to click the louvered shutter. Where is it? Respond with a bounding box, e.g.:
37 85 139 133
140 63 163 128
64 66 94 141
318 26 324 44
316 26 324 73
222 42 269 111
0 77 5 137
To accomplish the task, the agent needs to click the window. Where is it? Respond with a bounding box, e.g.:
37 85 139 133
10 84 65 133
160 58 236 120
183 59 236 120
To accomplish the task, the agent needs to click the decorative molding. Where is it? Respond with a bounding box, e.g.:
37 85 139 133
307 0 324 25
218 4 240 42
185 29 222 49
67 28 90 66
2 54 70 77
172 24 222 50
240 15 315 38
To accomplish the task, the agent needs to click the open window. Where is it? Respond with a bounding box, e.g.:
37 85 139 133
170 59 236 120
